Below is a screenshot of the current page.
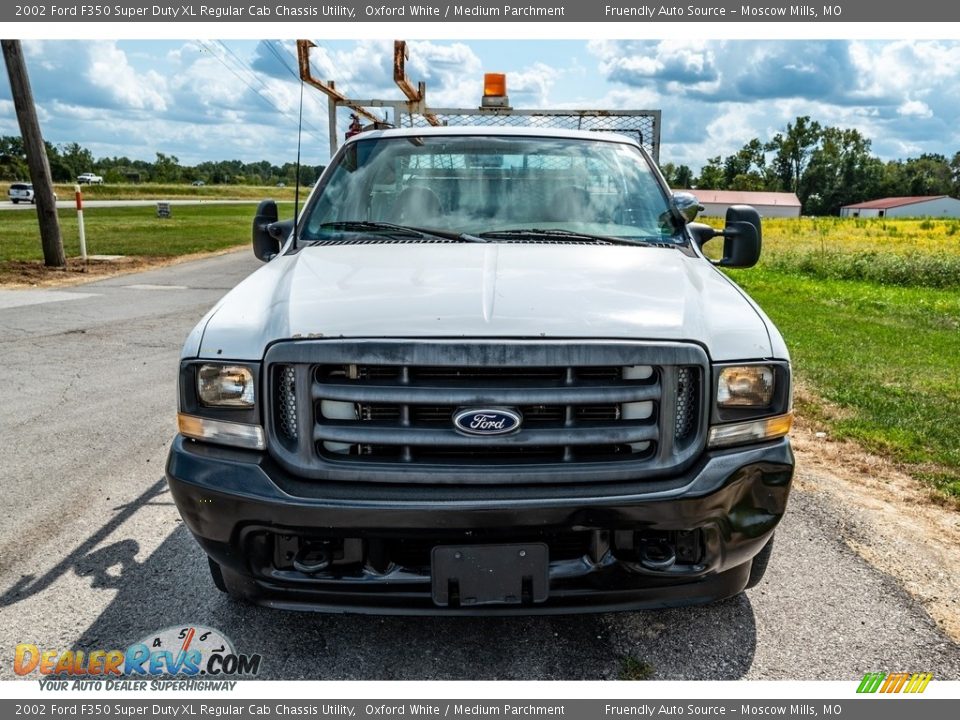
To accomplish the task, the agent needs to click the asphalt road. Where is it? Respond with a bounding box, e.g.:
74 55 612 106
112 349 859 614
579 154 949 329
1 250 958 681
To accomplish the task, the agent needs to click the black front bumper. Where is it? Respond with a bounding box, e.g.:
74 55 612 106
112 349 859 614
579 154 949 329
165 435 794 614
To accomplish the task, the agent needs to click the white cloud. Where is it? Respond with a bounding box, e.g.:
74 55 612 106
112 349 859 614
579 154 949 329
507 62 559 105
897 100 933 118
48 101 104 121
85 41 168 112
589 39 718 87
4 39 960 171
589 87 661 110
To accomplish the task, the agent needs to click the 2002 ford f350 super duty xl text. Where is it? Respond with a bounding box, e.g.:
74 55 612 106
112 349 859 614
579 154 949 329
166 126 794 614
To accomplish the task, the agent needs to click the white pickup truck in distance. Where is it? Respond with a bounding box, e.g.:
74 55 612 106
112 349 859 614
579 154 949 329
166 126 794 614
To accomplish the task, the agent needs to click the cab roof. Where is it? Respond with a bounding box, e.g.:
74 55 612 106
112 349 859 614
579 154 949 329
341 125 643 148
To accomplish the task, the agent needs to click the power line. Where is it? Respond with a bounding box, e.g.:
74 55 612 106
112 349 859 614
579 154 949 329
197 40 327 145
305 40 391 134
310 40 357 97
264 40 330 127
221 40 335 154
264 40 298 81
217 40 279 97
305 42 347 138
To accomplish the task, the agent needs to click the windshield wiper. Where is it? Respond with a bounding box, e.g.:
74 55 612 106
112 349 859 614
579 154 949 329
314 221 487 243
477 228 657 246
317 221 425 237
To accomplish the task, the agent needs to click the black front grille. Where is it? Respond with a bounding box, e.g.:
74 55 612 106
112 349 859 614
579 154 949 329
310 363 660 464
264 341 707 485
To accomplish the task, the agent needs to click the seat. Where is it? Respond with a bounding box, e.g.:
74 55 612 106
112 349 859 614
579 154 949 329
544 186 592 222
389 185 444 224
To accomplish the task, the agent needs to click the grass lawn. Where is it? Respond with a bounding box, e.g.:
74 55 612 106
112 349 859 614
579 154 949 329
2 182 300 202
0 203 293 262
717 216 960 499
758 216 960 289
728 267 960 498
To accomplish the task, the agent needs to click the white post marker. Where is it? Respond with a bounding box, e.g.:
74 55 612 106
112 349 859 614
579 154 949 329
74 183 87 261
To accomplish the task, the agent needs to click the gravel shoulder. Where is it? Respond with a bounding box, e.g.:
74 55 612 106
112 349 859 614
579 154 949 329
0 246 247 289
789 404 960 642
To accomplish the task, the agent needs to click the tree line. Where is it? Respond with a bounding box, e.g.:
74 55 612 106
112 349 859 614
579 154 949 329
659 116 960 215
4 117 960 215
0 136 325 188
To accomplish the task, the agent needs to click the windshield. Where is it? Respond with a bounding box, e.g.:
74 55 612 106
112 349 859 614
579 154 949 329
300 134 679 244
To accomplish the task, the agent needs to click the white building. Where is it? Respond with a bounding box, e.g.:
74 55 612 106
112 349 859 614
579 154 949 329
840 195 960 218
678 190 802 218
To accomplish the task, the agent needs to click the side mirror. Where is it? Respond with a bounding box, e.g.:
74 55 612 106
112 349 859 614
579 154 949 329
689 205 762 268
718 205 762 268
252 199 280 262
672 191 704 224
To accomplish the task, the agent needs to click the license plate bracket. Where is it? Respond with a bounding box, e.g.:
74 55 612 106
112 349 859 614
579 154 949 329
431 543 549 607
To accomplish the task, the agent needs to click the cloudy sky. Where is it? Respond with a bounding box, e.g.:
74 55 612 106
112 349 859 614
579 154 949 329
1 39 958 171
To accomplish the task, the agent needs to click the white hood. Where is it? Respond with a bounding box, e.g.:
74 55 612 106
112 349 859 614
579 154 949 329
189 243 776 362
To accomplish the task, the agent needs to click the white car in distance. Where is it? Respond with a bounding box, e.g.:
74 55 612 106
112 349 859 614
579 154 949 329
8 182 35 204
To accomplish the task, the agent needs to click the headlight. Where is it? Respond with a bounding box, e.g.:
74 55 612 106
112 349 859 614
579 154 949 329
198 364 255 407
717 365 774 408
709 362 791 448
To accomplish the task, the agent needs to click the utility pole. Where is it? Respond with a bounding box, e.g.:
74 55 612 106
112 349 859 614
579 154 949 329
2 39 65 268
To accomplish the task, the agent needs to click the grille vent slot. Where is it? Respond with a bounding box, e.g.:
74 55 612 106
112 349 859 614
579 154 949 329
675 367 698 444
276 365 298 444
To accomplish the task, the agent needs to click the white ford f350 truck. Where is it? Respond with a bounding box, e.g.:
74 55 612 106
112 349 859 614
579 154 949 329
166 125 794 614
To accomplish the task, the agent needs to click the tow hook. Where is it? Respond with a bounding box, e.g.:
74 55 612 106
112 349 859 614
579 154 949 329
638 536 676 571
293 542 332 574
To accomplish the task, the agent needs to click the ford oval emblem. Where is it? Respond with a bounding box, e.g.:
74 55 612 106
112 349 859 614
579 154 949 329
453 408 522 436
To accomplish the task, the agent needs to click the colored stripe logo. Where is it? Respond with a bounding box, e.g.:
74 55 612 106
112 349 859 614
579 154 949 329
857 672 933 693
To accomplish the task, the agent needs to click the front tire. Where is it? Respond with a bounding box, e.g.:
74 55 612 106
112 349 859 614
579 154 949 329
745 535 775 589
11 199 18 204
207 556 228 592
207 556 255 603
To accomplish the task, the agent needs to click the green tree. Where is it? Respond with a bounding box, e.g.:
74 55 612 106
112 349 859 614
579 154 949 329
0 135 28 179
58 142 95 179
695 156 725 189
673 164 694 188
152 152 182 182
949 152 960 197
802 127 884 215
44 142 74 182
900 154 953 196
659 162 694 188
767 116 822 196
723 138 767 190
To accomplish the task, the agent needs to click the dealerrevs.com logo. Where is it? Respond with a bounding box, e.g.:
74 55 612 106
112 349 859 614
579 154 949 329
14 625 261 688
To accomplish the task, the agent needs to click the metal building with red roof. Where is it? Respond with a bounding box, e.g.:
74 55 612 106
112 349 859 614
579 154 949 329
677 190 802 218
840 195 960 218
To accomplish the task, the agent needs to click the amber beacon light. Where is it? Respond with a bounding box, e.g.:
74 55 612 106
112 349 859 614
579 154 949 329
481 73 511 108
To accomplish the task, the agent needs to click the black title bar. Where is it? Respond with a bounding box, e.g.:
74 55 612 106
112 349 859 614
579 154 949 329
3 1 957 23
0 699 957 719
